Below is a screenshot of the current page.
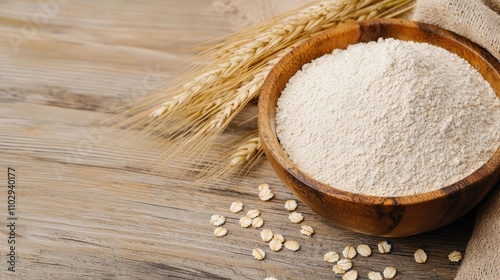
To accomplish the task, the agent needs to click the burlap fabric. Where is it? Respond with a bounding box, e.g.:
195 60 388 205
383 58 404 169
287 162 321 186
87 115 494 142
213 1 500 279
413 0 500 60
414 1 499 278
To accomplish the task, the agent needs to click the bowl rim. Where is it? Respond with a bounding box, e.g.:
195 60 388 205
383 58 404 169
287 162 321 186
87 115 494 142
258 18 500 206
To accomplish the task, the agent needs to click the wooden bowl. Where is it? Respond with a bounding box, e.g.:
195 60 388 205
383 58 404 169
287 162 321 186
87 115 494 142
258 19 500 237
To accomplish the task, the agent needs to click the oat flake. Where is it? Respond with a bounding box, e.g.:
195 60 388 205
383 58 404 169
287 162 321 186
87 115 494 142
284 240 300 251
285 200 298 211
210 214 225 226
357 244 372 257
336 259 353 271
342 246 357 259
324 251 340 263
368 271 383 280
246 209 261 218
333 265 347 274
383 267 397 279
214 227 228 237
414 249 428 264
288 212 304 223
252 217 264 228
378 241 392 254
273 233 284 243
300 225 314 237
259 189 275 201
230 201 243 213
239 216 252 228
261 229 274 242
343 270 358 280
258 183 270 191
252 248 266 260
448 251 463 262
269 239 283 252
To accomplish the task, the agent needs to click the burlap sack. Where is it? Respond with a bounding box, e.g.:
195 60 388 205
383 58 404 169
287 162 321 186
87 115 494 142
413 0 500 60
454 187 500 279
413 1 499 278
213 1 500 279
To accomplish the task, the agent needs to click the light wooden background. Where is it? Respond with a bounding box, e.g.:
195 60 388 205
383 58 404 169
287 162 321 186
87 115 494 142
0 1 475 279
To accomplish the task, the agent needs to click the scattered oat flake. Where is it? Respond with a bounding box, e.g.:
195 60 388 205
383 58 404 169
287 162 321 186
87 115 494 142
214 227 228 237
324 251 340 263
252 248 266 260
448 251 462 262
333 265 347 274
284 240 300 251
357 244 372 257
210 214 225 226
383 267 397 279
343 270 358 280
300 225 314 237
273 233 285 243
259 189 275 201
289 212 304 223
246 209 261 218
368 271 383 280
261 229 274 242
252 217 264 228
333 259 352 274
264 277 278 280
337 259 353 271
342 246 357 259
269 239 283 252
230 201 243 213
414 249 427 263
239 216 252 228
259 183 270 191
285 200 298 211
378 241 392 254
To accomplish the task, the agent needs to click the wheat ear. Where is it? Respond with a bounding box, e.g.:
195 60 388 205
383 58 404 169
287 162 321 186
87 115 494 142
229 136 262 167
148 0 394 119
154 44 295 163
122 0 415 179
199 133 264 179
207 43 299 131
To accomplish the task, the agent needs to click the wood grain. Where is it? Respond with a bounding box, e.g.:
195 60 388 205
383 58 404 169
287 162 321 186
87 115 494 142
0 2 476 280
258 19 500 237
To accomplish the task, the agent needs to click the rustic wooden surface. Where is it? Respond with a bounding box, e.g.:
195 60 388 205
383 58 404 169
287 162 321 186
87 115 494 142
0 1 475 279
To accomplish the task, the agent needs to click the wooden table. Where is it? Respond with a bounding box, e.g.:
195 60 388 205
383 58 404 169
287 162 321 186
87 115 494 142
0 1 474 279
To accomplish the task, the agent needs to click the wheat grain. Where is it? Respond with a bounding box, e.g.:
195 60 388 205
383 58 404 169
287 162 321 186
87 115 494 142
229 137 262 167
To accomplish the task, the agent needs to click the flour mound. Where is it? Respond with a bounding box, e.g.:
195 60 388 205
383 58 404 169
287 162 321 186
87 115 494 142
276 38 500 196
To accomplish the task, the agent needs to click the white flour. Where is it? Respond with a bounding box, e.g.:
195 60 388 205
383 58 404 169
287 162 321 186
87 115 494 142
276 38 500 196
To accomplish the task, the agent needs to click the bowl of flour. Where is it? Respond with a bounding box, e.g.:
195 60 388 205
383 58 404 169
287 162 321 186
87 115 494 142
258 19 500 236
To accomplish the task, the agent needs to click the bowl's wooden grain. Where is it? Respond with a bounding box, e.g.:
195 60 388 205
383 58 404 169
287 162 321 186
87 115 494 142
258 19 500 237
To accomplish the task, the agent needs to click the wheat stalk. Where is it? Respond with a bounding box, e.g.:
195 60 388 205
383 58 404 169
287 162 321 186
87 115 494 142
154 45 295 163
149 0 404 119
123 0 415 178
